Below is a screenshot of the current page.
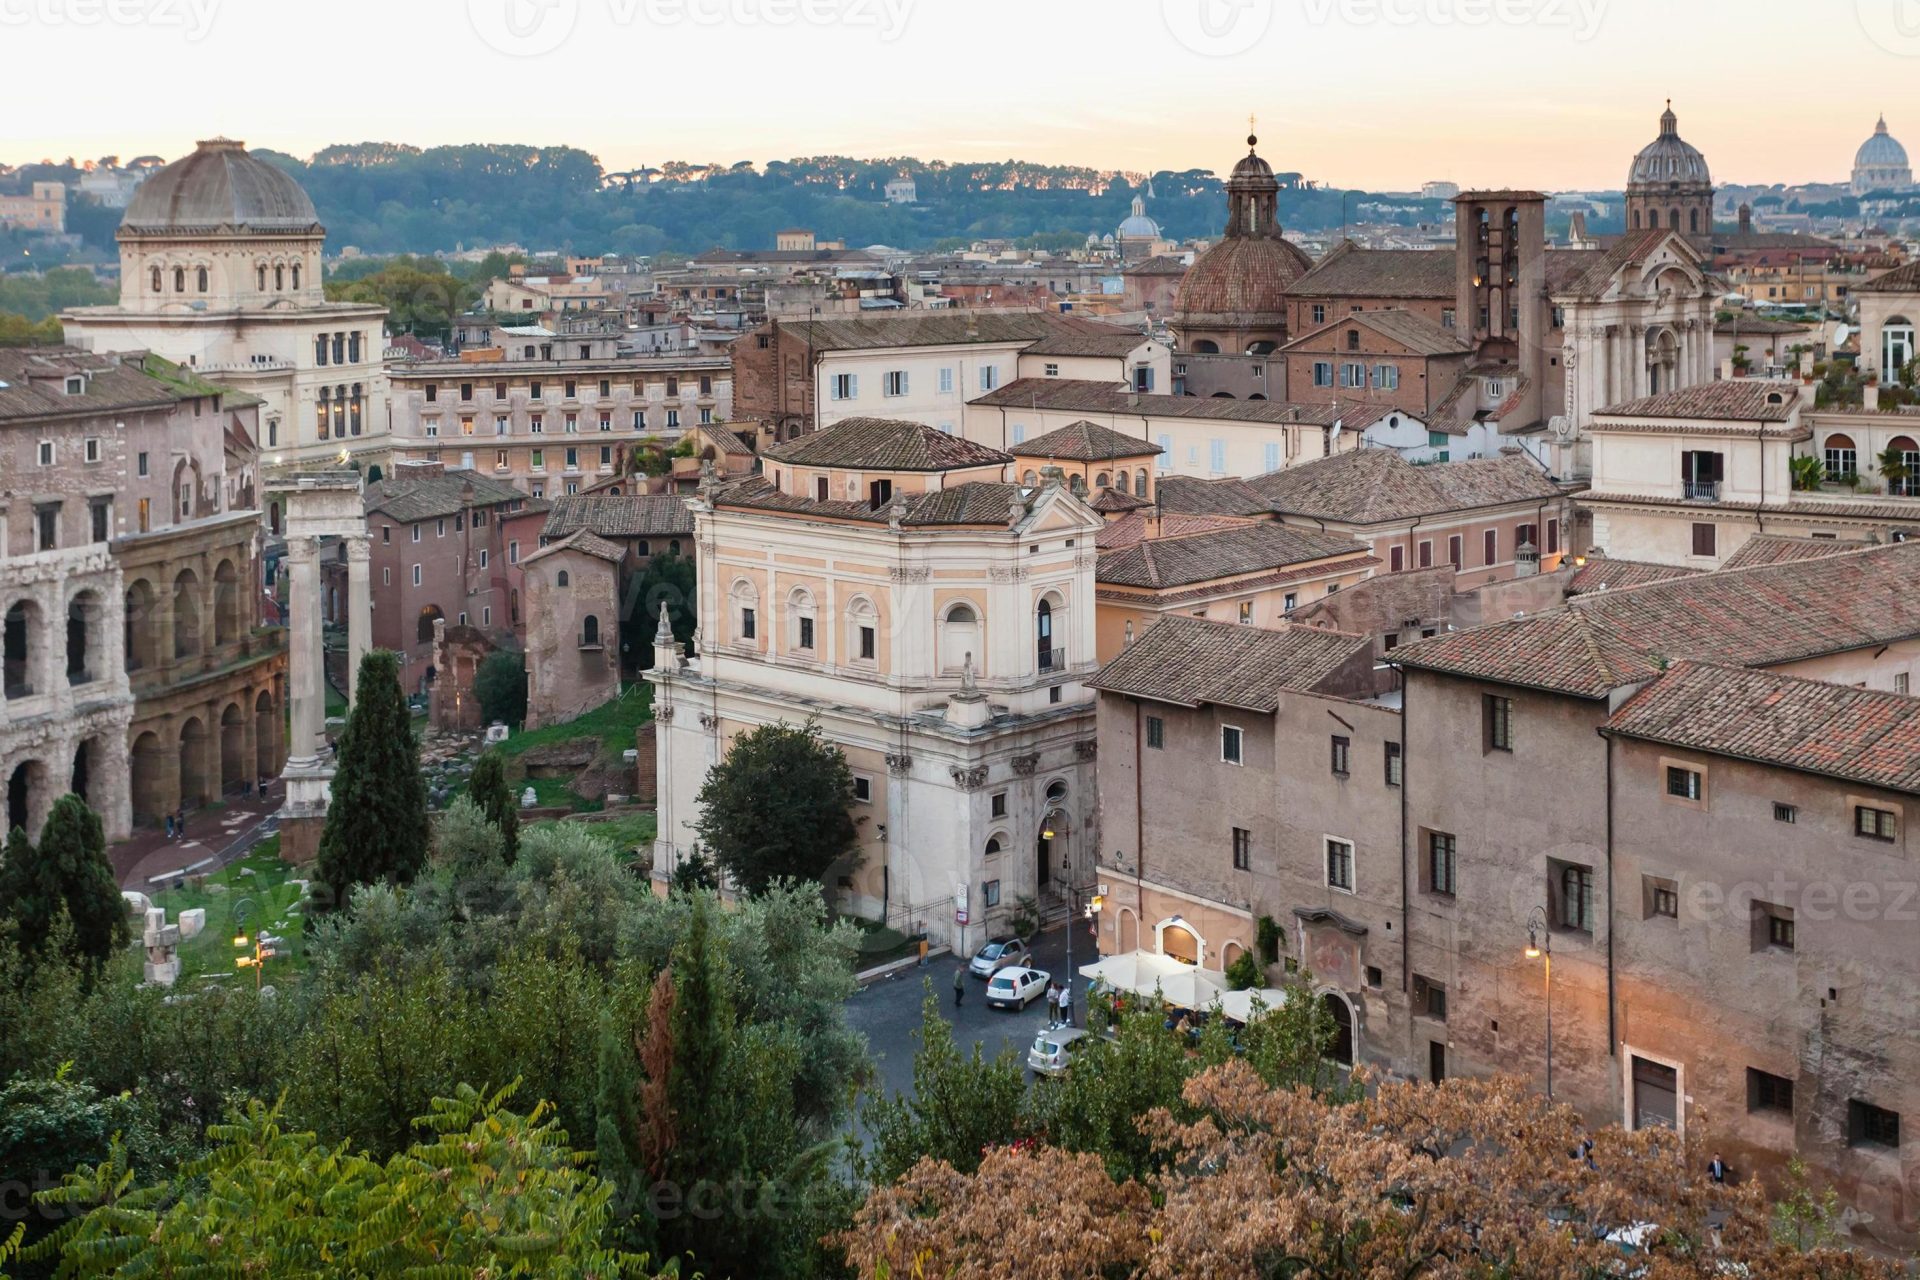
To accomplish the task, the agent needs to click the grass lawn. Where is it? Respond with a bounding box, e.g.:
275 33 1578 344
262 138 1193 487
524 776 602 812
528 810 656 855
497 682 653 759
148 836 310 984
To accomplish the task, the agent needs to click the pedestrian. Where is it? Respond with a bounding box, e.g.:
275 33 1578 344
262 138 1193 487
163 813 175 840
1707 1153 1729 1184
1578 1137 1597 1171
175 808 186 840
1055 980 1071 1027
952 966 966 1008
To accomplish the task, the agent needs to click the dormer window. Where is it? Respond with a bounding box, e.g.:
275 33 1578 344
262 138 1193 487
64 375 83 396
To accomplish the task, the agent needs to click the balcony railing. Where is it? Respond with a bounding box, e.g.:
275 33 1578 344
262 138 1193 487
1038 649 1062 673
1683 480 1720 501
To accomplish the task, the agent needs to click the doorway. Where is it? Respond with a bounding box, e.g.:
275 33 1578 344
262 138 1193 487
1429 1040 1447 1083
1323 992 1354 1066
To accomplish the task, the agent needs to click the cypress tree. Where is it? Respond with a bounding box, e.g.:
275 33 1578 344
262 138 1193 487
316 649 430 900
0 796 125 972
466 750 519 864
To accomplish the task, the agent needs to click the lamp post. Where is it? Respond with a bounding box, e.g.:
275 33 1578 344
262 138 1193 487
233 896 278 993
1525 905 1553 1099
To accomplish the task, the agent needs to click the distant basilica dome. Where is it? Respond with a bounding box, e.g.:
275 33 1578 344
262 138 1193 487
1852 116 1914 197
1625 102 1713 235
1117 195 1161 241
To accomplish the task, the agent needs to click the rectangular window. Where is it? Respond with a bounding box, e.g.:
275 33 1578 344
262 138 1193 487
482 607 491 627
853 776 872 803
460 382 473 401
1427 831 1457 895
1156 434 1172 470
984 879 1001 908
1692 522 1717 558
1758 905 1795 951
1554 863 1595 933
1484 529 1498 565
831 373 857 400
36 440 53 467
1311 303 1326 324
1413 975 1448 1022
1312 361 1333 388
1263 442 1282 473
1146 716 1165 749
1325 838 1355 892
938 367 954 394
1448 535 1463 569
382 568 391 586
798 616 815 650
1856 805 1899 841
1848 1100 1900 1149
858 625 876 661
1373 363 1399 390
1418 540 1433 568
740 607 756 640
990 792 1007 818
883 370 909 397
1330 735 1350 776
1666 765 1703 801
1232 826 1251 871
1220 725 1243 765
1774 802 1797 823
1547 519 1560 555
1390 545 1405 573
1897 673 1910 695
1747 1068 1794 1115
1237 600 1252 624
1384 741 1402 787
1484 695 1513 752
412 524 422 543
1043 362 1059 377
1209 439 1226 473
979 365 999 392
1340 362 1366 388
508 541 520 565
412 564 423 586
478 549 489 569
1647 877 1679 919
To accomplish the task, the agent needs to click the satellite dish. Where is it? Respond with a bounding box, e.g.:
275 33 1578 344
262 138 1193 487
1833 324 1853 346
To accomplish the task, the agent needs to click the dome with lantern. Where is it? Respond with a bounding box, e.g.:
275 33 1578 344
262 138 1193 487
1171 132 1314 355
1852 116 1914 196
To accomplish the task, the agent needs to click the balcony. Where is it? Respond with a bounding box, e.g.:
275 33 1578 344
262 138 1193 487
1682 480 1720 501
1038 649 1063 674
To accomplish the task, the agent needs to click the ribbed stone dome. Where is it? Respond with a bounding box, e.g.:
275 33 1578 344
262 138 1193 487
1173 134 1312 328
121 138 321 235
1117 195 1161 239
1856 116 1910 170
1628 104 1711 187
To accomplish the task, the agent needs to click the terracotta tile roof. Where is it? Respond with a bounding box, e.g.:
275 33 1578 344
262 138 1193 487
1284 241 1457 300
1555 228 1677 299
1022 330 1153 358
1095 511 1250 551
762 416 1013 471
542 494 694 540
1395 541 1920 698
1154 474 1273 516
768 309 1121 351
1714 316 1814 335
1604 660 1920 795
1720 533 1875 571
1856 259 1920 294
521 528 626 566
1013 419 1165 461
1543 248 1601 292
1280 307 1471 357
1088 487 1154 514
1247 448 1562 524
1090 614 1372 712
1578 491 1920 522
1098 521 1367 589
974 377 1344 427
1597 380 1801 423
365 468 529 523
0 347 226 422
712 476 1030 528
693 423 752 456
1566 557 1704 596
1124 254 1193 277
1172 236 1316 324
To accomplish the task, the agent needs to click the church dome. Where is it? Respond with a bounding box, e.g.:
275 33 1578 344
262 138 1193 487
1628 103 1711 187
1117 195 1161 239
1174 135 1313 332
1856 116 1910 170
121 138 321 235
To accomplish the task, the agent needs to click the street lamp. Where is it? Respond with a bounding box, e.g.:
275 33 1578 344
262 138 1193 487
1525 905 1553 1099
233 898 278 993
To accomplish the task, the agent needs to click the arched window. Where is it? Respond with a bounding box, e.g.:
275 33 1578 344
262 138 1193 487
1669 207 1681 232
940 602 979 674
1036 597 1056 672
730 579 760 643
172 267 185 293
1068 474 1088 497
1688 208 1700 233
1824 433 1858 479
257 264 267 291
1021 469 1038 486
556 569 571 587
985 837 1002 857
275 264 284 290
1094 471 1111 489
150 265 162 292
1046 779 1067 802
291 263 301 290
1646 208 1658 228
787 587 818 653
1134 468 1148 495
196 266 209 292
1190 339 1220 354
1892 436 1920 497
847 595 878 664
1883 315 1914 382
582 615 601 646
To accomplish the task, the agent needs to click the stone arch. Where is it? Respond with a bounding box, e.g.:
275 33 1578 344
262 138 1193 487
939 600 980 674
66 587 106 686
1035 590 1064 672
4 596 45 699
1134 468 1149 495
1094 471 1112 489
417 604 444 646
254 688 277 782
172 457 203 522
1190 339 1220 354
172 568 203 660
71 736 104 809
1156 915 1203 965
220 701 248 796
213 558 243 647
130 731 167 826
1320 989 1355 1066
1116 906 1139 953
124 578 158 672
6 758 48 836
178 716 211 808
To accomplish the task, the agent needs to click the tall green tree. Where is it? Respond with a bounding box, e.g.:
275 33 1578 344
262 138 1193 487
474 649 528 728
693 721 857 894
466 749 520 863
628 548 695 670
0 796 125 973
316 649 430 901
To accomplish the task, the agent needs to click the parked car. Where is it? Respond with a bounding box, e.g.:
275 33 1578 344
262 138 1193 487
968 936 1030 978
1028 1026 1089 1077
985 966 1050 1009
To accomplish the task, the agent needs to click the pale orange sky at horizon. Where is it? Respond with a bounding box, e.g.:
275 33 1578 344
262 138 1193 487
7 0 1917 191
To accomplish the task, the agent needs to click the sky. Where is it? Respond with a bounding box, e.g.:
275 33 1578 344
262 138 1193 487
4 0 1917 190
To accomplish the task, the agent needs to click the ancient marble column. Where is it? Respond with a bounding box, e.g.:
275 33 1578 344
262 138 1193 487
285 534 326 763
345 535 372 704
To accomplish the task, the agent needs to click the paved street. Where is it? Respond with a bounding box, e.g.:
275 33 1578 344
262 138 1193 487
848 920 1095 1107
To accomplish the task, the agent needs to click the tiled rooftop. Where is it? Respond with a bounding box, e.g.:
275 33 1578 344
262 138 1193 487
1246 448 1562 524
542 494 693 540
1097 521 1370 590
1012 420 1164 461
1605 660 1920 795
1596 380 1800 423
1284 242 1457 299
1566 557 1703 596
365 469 530 523
1719 533 1875 571
762 417 1012 472
1090 614 1372 712
974 377 1345 427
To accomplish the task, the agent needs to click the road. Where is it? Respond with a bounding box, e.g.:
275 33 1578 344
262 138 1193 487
847 920 1093 1107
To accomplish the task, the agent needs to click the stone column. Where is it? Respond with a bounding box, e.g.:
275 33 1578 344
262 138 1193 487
344 535 372 704
286 535 326 762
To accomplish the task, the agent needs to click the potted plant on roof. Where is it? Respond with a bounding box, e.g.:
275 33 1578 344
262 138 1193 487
1789 454 1825 492
1731 344 1752 375
1879 443 1913 496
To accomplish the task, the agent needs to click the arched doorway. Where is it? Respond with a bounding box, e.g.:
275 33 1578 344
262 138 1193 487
173 569 203 660
1116 907 1138 953
178 716 210 808
124 579 157 672
254 689 277 782
68 590 104 686
417 604 444 646
131 731 167 826
220 702 247 796
71 738 92 807
5 599 43 699
1159 921 1200 965
1322 992 1355 1066
1890 435 1919 497
1646 327 1679 395
7 759 46 836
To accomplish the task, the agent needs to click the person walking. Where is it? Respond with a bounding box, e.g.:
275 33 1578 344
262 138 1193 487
163 813 175 841
1055 979 1072 1027
952 966 966 1008
1707 1153 1730 1184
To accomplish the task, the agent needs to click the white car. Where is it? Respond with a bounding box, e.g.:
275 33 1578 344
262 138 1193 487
1028 1026 1089 1077
985 966 1050 1010
968 936 1030 978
